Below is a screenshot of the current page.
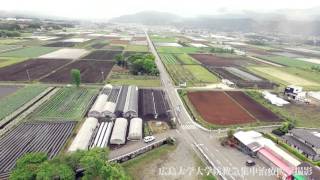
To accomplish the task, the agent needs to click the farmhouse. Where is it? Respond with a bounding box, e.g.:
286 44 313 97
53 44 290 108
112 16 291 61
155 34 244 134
234 131 301 180
283 129 320 161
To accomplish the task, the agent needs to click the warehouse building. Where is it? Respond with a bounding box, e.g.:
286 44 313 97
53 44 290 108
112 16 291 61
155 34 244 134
127 118 143 141
110 118 128 145
68 117 98 152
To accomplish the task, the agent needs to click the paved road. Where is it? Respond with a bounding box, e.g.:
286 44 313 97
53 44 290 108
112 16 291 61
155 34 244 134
146 32 276 180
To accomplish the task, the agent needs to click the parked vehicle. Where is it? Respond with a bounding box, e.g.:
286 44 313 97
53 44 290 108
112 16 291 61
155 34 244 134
246 160 256 166
144 136 155 143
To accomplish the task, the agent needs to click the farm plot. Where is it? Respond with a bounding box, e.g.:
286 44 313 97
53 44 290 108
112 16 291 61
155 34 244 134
174 53 199 64
187 91 255 125
0 58 71 81
249 67 320 87
39 48 89 59
138 89 170 120
29 87 98 121
190 54 255 67
224 67 262 81
157 47 206 54
0 85 22 99
41 60 114 83
208 67 276 89
44 41 76 47
255 55 317 68
166 64 219 86
0 121 76 175
0 57 28 68
81 50 122 60
124 45 148 52
0 45 22 53
0 46 59 58
0 85 47 122
160 54 179 64
225 91 280 122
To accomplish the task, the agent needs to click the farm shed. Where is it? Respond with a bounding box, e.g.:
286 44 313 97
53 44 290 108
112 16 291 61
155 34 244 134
123 86 139 118
102 87 120 118
127 118 143 141
110 118 128 145
91 121 114 148
68 117 98 152
115 86 129 117
88 94 109 118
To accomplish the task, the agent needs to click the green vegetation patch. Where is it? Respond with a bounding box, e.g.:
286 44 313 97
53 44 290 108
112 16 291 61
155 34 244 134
0 85 47 120
184 65 219 83
30 87 98 121
151 35 177 43
174 53 199 64
0 56 28 68
248 66 320 90
0 46 59 58
160 53 179 64
108 72 161 87
257 55 317 68
157 46 208 53
0 38 26 45
125 45 148 52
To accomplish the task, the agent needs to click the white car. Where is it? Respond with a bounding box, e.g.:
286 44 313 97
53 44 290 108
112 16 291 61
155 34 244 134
144 136 155 143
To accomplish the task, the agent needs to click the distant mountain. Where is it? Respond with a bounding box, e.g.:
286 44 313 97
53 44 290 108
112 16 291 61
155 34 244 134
109 11 184 25
110 11 320 35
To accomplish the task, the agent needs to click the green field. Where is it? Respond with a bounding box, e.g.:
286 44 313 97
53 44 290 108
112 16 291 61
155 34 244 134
174 53 199 64
0 85 47 121
124 45 148 52
0 46 59 58
166 64 219 86
0 45 22 53
160 54 179 64
0 38 26 45
249 67 320 89
0 57 28 68
108 72 161 87
30 87 98 121
157 46 207 53
257 55 317 68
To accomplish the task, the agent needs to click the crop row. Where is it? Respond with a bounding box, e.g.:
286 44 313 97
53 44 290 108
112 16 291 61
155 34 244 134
0 85 47 121
29 87 98 121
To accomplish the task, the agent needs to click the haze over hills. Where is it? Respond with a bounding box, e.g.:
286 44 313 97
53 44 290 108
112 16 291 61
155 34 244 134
110 11 320 35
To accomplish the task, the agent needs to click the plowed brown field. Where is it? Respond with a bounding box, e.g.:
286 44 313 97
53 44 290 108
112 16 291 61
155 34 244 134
187 91 255 125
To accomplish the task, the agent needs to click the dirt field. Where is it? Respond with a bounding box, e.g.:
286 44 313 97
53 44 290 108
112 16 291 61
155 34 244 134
132 36 147 41
187 91 255 125
110 40 130 45
0 58 71 81
39 48 89 59
41 60 114 83
0 85 22 99
81 50 122 60
225 91 281 122
190 54 256 67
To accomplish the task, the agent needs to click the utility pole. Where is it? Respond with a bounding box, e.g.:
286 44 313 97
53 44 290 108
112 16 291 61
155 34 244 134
101 70 104 82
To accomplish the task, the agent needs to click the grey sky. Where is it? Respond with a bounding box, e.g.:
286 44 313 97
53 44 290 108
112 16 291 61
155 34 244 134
1 0 320 19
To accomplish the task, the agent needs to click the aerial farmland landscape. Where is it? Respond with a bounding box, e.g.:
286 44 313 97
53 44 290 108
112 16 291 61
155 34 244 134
1 1 320 180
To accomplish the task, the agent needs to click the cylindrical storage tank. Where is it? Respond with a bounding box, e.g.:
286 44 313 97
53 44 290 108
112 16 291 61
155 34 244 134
127 118 143 141
68 117 98 152
110 118 128 145
88 94 108 118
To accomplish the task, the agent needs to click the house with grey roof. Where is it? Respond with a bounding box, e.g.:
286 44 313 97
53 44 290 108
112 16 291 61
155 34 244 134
284 129 320 161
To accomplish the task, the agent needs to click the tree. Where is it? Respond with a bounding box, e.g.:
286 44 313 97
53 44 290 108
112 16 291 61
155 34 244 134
10 153 48 180
227 129 235 139
36 161 75 179
115 54 125 67
71 69 81 87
